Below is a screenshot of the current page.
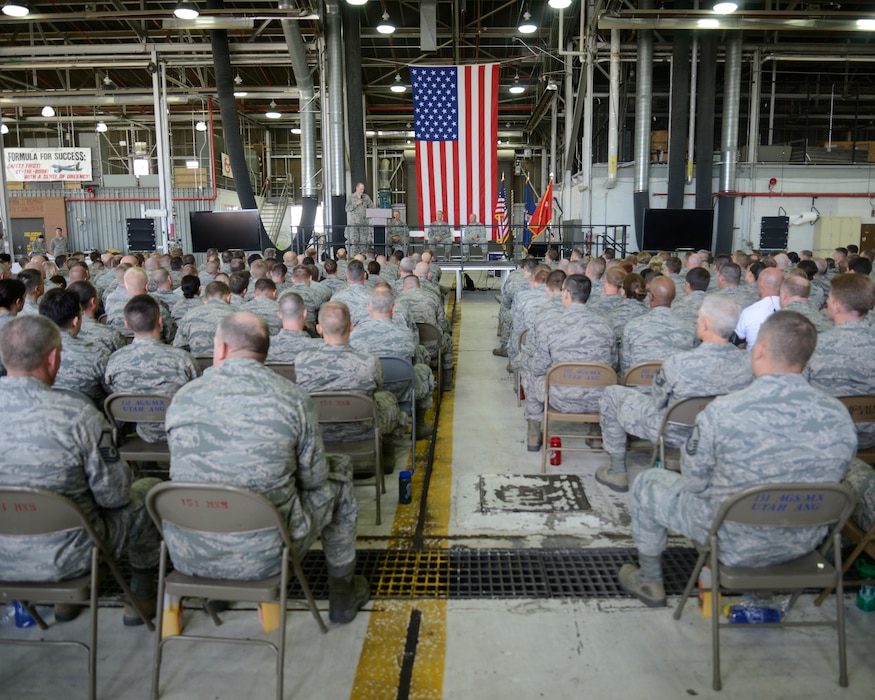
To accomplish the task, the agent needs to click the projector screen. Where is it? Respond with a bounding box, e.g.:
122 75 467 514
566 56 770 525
642 208 714 252
189 210 262 253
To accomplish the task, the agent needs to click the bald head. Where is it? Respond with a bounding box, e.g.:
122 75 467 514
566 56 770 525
648 276 676 308
124 267 148 295
317 301 352 341
214 311 269 363
414 262 430 280
757 267 784 297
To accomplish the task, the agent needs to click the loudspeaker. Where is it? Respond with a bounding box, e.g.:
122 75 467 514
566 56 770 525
126 218 156 252
760 216 789 251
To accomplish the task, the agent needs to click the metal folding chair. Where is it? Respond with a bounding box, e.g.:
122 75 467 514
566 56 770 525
264 362 297 383
146 481 326 700
648 395 716 468
540 362 618 473
515 328 530 407
416 321 443 399
0 486 154 700
838 394 875 464
379 357 417 471
310 392 384 525
104 393 172 464
622 360 663 387
673 482 856 690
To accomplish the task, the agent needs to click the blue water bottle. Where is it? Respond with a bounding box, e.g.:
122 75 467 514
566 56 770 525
725 605 781 624
398 470 413 505
13 601 36 628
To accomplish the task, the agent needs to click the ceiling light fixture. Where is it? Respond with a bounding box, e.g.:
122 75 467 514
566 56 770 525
390 73 406 93
41 105 55 118
234 72 243 85
291 127 302 134
518 10 537 34
1 2 29 17
185 159 199 169
345 0 368 5
509 77 525 95
698 18 720 27
265 101 282 119
546 79 558 91
548 0 572 8
95 121 108 133
195 120 207 132
857 18 875 29
173 2 199 20
1 124 9 135
712 1 738 14
233 90 248 98
377 11 396 34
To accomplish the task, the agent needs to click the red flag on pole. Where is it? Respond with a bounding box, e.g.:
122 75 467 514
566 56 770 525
527 179 553 242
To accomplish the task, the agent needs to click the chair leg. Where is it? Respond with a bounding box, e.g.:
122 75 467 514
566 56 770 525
89 547 99 700
151 545 168 700
710 542 722 692
834 532 848 687
673 551 708 621
290 555 327 634
815 533 868 606
375 436 382 526
276 555 289 700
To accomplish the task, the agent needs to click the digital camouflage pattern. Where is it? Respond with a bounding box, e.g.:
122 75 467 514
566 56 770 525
173 299 237 354
55 330 111 406
266 328 322 363
620 306 697 376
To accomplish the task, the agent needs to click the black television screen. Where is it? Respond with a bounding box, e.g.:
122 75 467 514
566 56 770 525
642 208 714 252
189 210 262 253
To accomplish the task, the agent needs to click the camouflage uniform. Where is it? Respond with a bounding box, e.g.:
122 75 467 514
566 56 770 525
0 314 13 375
522 304 617 422
497 270 530 346
266 329 322 363
516 295 564 374
320 276 347 296
50 236 68 257
713 285 755 311
30 237 47 256
349 316 435 410
807 320 875 448
810 277 830 309
173 299 237 354
587 293 622 318
288 284 324 331
78 315 127 354
664 272 686 293
843 458 875 531
401 286 454 371
0 376 158 580
331 284 371 326
600 342 754 456
104 337 199 443
56 330 110 406
165 358 358 578
671 290 707 326
606 298 648 342
508 285 549 369
620 306 697 376
345 192 374 255
782 300 833 333
426 222 451 246
20 299 40 316
152 289 180 312
106 293 176 344
295 343 403 439
632 373 856 565
244 296 282 336
171 296 202 322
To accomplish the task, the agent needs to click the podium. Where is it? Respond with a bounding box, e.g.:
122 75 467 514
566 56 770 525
367 208 393 252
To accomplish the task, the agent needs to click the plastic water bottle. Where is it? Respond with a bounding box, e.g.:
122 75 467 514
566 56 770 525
398 470 413 504
725 604 781 624
857 585 875 612
549 437 562 466
13 600 36 628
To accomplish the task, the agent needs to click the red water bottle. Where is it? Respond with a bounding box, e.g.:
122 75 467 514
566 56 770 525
519 383 525 400
549 436 562 465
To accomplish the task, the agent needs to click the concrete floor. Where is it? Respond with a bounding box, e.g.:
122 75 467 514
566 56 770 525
2 289 874 699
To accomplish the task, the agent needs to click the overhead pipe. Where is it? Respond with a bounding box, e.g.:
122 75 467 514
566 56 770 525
605 29 620 189
715 34 743 254
633 0 655 249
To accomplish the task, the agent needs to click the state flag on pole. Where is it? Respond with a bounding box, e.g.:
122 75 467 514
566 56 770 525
410 64 499 229
527 179 554 246
523 177 537 247
494 176 509 243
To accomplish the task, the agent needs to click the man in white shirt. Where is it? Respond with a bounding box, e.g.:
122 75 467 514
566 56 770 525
734 267 782 349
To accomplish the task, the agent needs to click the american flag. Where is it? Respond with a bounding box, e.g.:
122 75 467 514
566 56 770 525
494 176 509 243
410 64 499 229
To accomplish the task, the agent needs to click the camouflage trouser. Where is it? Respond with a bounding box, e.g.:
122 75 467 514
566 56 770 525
107 477 162 570
414 363 435 412
631 469 707 558
521 372 602 423
600 385 662 455
295 454 358 570
499 305 512 346
346 225 372 257
843 458 875 531
423 335 455 371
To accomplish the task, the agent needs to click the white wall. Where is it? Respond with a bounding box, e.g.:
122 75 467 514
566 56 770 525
562 162 875 253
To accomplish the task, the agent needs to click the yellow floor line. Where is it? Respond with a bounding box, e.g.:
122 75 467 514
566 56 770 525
349 299 459 700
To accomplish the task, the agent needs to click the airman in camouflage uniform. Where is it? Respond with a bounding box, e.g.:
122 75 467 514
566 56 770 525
620 277 697 376
507 266 551 369
495 258 538 355
331 260 372 325
425 212 451 246
38 288 110 406
779 274 832 333
807 273 875 448
0 279 26 376
105 295 199 443
345 183 374 256
515 285 565 375
165 312 369 623
349 289 435 428
30 234 47 256
67 281 127 355
400 276 455 388
319 260 347 295
596 295 753 493
266 292 322 363
295 302 403 440
106 268 176 344
244 279 281 336
288 266 325 332
618 311 856 607
522 275 617 451
173 281 237 354
0 315 159 618
671 268 710 326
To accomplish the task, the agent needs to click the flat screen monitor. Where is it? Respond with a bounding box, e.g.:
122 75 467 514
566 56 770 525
189 209 262 253
642 208 714 252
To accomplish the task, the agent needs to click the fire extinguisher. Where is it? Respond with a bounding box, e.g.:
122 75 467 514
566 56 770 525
549 437 562 466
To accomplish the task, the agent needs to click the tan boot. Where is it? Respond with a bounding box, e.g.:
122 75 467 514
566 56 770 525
328 561 371 625
527 421 542 452
618 564 666 608
595 466 629 493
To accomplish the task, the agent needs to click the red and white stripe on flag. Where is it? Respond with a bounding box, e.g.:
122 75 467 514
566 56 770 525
411 63 499 229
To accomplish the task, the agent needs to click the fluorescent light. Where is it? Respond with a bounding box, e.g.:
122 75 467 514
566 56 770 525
195 120 207 132
377 12 395 34
548 0 573 8
174 2 199 20
233 90 248 98
185 160 199 169
698 18 720 28
291 127 302 134
1 124 8 135
95 121 108 133
346 0 368 5
509 80 526 95
390 73 406 93
41 105 55 118
265 111 282 119
712 2 738 14
857 18 875 29
2 2 29 17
